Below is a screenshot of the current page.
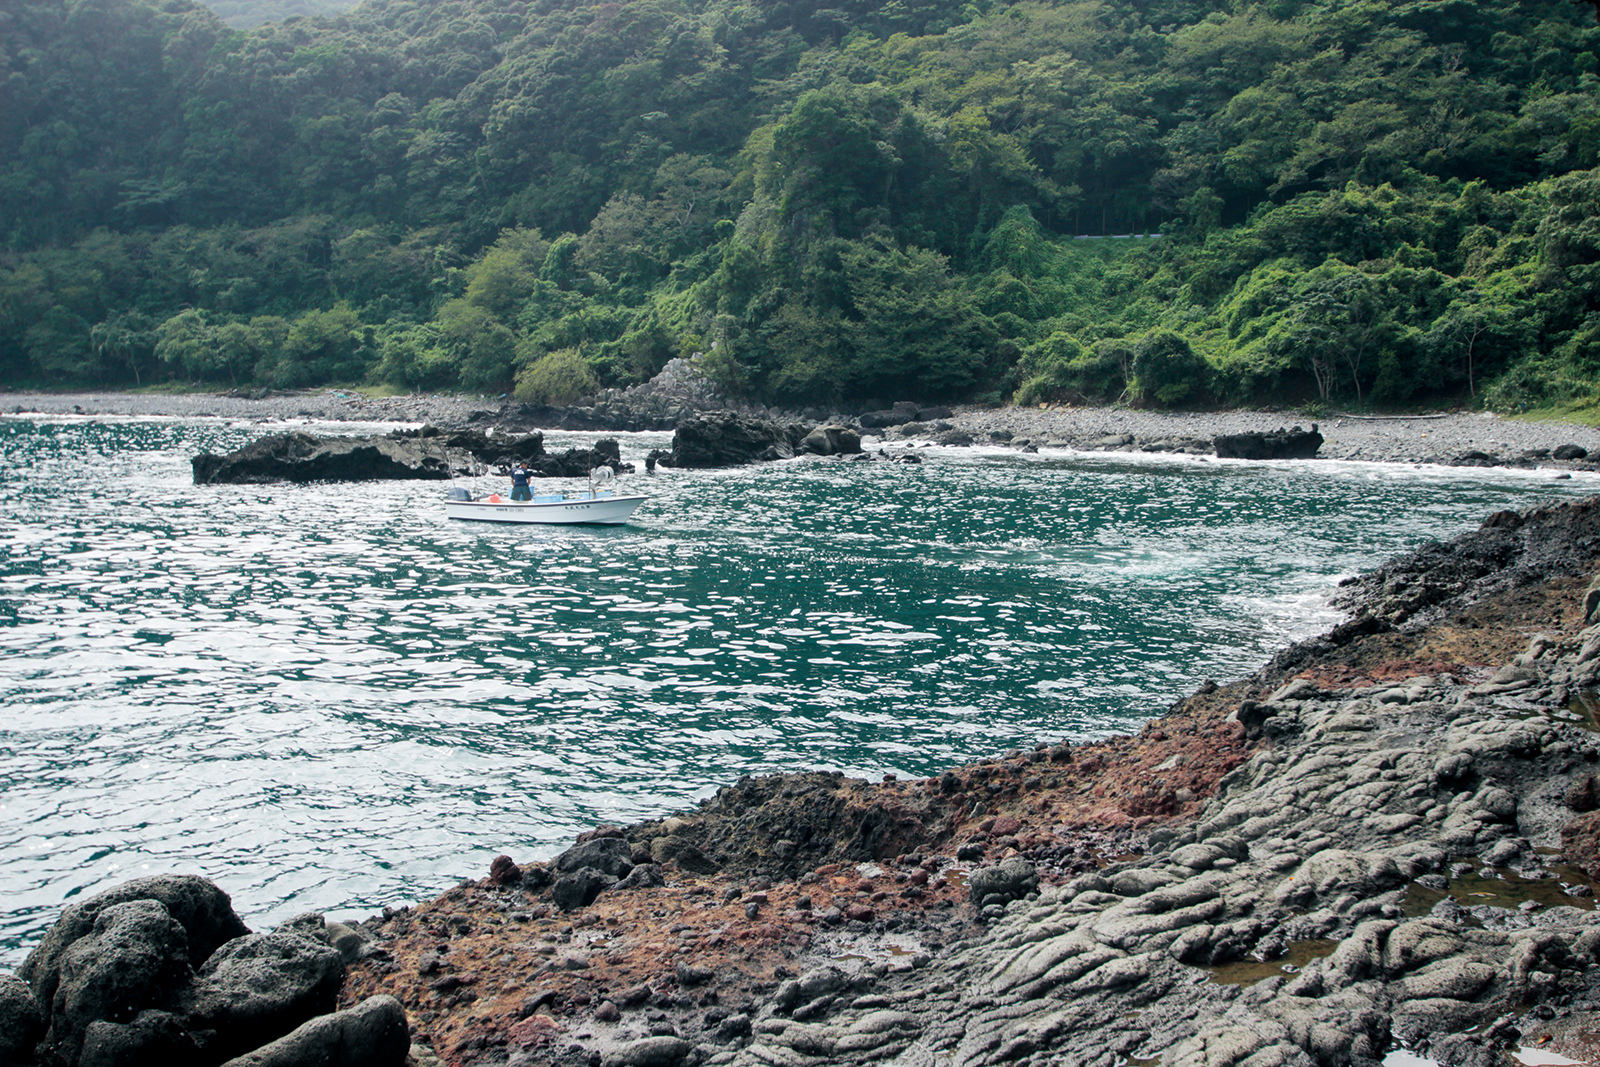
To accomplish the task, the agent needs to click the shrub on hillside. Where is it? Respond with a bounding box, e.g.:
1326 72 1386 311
515 348 599 405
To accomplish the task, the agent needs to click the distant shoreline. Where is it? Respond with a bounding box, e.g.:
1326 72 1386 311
6 388 1600 468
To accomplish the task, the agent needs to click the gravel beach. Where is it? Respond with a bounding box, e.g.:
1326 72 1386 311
6 389 1600 467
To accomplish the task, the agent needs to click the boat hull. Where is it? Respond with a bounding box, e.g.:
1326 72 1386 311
445 494 647 525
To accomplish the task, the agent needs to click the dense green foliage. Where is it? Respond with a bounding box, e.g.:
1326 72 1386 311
204 0 362 30
2 0 1598 410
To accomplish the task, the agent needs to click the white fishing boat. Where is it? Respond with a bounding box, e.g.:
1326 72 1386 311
445 466 646 525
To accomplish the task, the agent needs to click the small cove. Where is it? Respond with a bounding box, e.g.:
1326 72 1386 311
3 415 1599 965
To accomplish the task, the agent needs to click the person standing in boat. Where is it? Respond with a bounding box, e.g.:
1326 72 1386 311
509 461 533 501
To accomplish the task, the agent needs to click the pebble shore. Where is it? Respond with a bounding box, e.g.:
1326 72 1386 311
7 390 1600 467
946 404 1600 465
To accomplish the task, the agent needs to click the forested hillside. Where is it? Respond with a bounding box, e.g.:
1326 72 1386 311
203 0 362 31
1 0 1597 411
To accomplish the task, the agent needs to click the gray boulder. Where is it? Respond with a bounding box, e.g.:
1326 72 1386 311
555 837 635 878
22 875 249 1009
79 1010 198 1067
183 931 345 1062
967 858 1039 908
600 1035 692 1067
0 974 44 1063
799 425 863 456
215 994 409 1067
45 900 194 1063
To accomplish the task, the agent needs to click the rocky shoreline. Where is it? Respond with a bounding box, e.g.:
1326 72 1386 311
9 494 1600 1066
320 495 1600 1067
322 495 1600 1067
6 389 1600 469
10 388 1600 1066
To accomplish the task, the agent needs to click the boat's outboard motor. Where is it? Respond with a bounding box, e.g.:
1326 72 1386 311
446 487 471 501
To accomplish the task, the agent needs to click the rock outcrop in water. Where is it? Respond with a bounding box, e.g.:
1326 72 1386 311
646 412 813 469
191 431 461 484
191 429 631 484
1213 424 1324 460
0 874 410 1066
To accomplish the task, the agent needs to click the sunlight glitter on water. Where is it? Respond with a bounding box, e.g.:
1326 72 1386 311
2 416 1600 963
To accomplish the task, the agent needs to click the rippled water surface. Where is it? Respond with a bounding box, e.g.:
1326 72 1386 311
3 415 1597 962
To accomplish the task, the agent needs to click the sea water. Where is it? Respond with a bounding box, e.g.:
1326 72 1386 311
2 415 1597 965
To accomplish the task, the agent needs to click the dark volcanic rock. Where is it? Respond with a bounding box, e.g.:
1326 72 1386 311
22 875 249 1009
0 975 44 1064
552 869 619 911
555 838 636 878
193 428 630 485
79 1009 197 1067
798 424 863 456
433 427 546 466
1334 496 1600 629
1212 425 1323 459
42 899 195 1063
214 994 409 1067
192 431 458 484
656 412 811 468
13 875 395 1067
183 930 345 1062
535 437 629 478
859 402 922 429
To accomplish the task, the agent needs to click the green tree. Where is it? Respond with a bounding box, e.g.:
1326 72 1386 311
89 311 156 387
1130 329 1207 407
258 305 365 387
154 308 220 382
514 347 599 404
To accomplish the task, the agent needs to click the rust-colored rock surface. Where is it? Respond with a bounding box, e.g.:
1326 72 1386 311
337 499 1600 1066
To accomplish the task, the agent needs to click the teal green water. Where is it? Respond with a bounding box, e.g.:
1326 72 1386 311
2 415 1597 963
